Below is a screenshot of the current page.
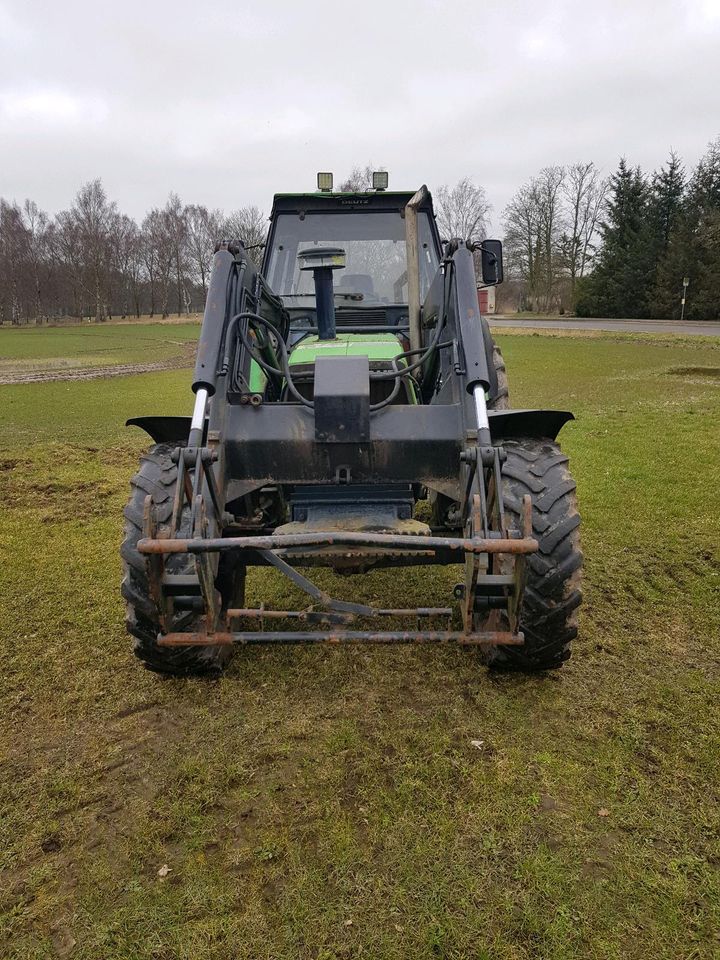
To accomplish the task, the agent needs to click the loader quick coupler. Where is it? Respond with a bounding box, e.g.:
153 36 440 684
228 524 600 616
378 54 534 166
124 180 581 675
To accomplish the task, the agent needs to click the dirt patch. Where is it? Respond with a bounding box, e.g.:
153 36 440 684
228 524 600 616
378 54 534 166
5 475 122 520
0 341 196 385
666 365 720 380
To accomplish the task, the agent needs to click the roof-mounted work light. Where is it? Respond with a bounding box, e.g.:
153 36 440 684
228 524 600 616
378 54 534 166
317 172 333 192
372 170 389 191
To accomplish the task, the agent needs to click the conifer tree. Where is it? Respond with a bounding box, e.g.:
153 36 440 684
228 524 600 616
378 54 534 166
576 160 653 317
648 152 687 317
686 138 720 319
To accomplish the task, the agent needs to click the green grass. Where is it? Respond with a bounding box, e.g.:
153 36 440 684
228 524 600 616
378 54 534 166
0 322 200 375
1 330 720 958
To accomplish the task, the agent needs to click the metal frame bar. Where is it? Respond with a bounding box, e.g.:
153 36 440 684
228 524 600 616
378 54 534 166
138 530 537 557
158 630 524 647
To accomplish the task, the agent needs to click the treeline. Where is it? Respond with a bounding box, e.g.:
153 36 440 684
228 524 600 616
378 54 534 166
3 143 718 324
502 162 607 313
576 141 720 319
0 180 267 324
0 168 493 326
502 137 720 319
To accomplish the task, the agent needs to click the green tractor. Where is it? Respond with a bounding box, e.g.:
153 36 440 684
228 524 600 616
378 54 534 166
122 174 582 676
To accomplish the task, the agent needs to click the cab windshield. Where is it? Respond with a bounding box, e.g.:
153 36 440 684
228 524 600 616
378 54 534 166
265 211 439 305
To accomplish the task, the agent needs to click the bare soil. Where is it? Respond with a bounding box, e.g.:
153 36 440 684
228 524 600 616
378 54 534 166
0 341 196 385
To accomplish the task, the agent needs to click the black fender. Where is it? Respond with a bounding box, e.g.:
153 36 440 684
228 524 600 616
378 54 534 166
126 416 193 444
488 409 574 441
127 409 574 447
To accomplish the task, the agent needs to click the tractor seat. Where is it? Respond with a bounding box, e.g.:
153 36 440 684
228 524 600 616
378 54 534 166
337 273 377 301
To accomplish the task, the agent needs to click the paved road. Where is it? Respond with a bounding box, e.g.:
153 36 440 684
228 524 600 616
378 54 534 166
489 317 720 336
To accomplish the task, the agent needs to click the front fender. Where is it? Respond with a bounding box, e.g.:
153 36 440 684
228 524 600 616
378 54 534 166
488 409 574 441
127 408 574 447
126 416 193 444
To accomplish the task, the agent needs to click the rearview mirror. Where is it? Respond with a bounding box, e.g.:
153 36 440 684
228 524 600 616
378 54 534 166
480 239 503 285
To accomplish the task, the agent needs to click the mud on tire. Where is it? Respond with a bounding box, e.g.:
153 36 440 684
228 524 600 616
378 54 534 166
483 437 583 670
121 443 233 677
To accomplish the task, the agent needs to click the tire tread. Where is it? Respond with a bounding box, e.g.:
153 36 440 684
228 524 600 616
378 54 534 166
484 437 582 670
121 442 232 677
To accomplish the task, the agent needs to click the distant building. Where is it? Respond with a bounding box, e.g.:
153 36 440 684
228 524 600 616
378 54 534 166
477 284 496 315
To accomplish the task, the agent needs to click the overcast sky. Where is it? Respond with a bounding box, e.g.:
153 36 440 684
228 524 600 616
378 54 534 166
1 0 719 231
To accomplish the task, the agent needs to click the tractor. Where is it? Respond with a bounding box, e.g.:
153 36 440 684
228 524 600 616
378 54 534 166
122 173 582 676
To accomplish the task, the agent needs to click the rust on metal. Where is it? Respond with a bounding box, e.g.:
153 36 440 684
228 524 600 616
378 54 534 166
158 629 525 647
138 530 538 556
521 493 533 539
192 496 221 632
462 493 484 630
226 606 453 621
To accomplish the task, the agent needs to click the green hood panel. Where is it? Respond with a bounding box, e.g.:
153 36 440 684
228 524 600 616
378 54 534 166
288 333 404 366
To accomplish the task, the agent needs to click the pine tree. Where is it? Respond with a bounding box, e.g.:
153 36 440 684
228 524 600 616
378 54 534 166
686 138 720 319
649 152 686 250
648 152 687 317
576 159 653 317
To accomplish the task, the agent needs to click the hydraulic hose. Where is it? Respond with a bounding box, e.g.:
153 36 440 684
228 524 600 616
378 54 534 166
229 312 313 406
225 308 445 412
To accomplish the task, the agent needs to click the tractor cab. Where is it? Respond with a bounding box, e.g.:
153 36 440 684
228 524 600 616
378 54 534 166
263 187 442 328
260 186 442 405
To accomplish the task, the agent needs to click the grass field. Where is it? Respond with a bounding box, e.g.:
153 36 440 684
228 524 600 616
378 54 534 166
1 326 719 959
0 323 201 383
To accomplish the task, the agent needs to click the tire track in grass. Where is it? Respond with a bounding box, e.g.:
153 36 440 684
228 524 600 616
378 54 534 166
0 341 196 384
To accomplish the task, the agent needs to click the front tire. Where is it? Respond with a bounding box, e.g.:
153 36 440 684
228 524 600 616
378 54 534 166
483 437 583 670
121 443 235 677
489 341 509 410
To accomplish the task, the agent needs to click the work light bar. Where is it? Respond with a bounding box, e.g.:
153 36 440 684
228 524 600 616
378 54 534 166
373 170 389 191
317 172 333 192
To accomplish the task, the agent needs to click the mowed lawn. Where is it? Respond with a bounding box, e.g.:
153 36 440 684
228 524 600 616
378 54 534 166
1 328 719 959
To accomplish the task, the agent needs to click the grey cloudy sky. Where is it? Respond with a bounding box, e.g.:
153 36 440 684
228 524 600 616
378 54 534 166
1 0 719 230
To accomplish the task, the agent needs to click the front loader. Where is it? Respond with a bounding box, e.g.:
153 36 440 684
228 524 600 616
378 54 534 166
122 177 582 676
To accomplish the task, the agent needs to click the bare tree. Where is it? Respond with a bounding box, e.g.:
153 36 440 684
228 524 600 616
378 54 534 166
162 193 189 315
0 200 29 324
55 180 116 320
503 167 566 311
559 162 608 293
22 200 52 323
124 224 144 318
185 204 223 296
222 206 268 266
140 208 173 318
435 177 491 242
504 183 541 303
109 214 139 318
536 165 566 308
338 164 379 192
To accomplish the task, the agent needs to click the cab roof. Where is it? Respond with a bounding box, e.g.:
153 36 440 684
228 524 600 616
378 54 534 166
269 189 437 220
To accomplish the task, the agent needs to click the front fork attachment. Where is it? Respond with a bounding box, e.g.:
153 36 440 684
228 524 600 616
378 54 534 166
459 386 533 634
144 444 225 635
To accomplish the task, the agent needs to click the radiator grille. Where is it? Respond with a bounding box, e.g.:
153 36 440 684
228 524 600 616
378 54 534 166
334 306 388 324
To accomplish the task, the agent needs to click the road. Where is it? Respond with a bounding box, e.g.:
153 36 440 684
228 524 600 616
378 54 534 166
489 317 720 336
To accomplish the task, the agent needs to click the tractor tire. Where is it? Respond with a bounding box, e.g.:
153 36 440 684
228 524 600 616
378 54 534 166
482 437 582 671
121 443 235 677
489 341 510 410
